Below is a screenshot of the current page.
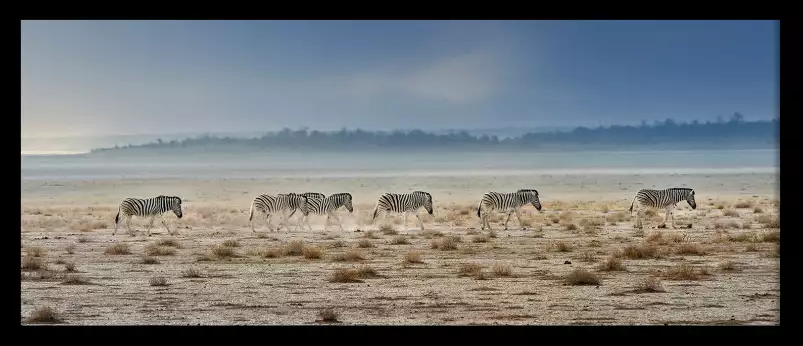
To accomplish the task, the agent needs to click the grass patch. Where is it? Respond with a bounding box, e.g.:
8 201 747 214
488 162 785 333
631 276 665 293
431 237 458 251
149 276 168 286
283 240 305 256
554 241 572 252
318 308 339 322
565 268 600 286
621 243 660 259
63 262 76 272
674 243 707 256
491 262 512 277
761 230 780 242
390 236 409 245
302 246 324 259
222 239 240 247
404 251 423 264
329 268 363 283
719 260 739 272
333 249 364 262
61 274 91 285
458 263 486 280
22 256 45 271
378 224 397 235
722 209 740 217
211 245 237 259
663 263 709 281
472 235 489 243
140 256 160 264
25 306 62 324
181 267 202 278
145 243 176 256
157 238 182 248
598 256 626 271
357 239 374 248
105 243 131 255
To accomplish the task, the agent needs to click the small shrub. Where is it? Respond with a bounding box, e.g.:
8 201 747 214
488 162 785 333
356 265 380 278
329 240 346 248
149 276 168 286
745 243 759 252
140 256 159 264
554 242 572 252
761 231 780 242
333 249 364 262
357 239 374 248
284 240 305 256
753 206 764 214
330 268 362 283
472 235 489 243
598 256 626 271
565 268 600 286
492 262 512 277
318 308 339 322
145 243 176 256
61 274 91 285
734 200 755 209
719 260 738 271
181 267 202 278
458 263 485 280
63 262 76 272
379 224 397 235
22 256 44 271
580 252 596 262
404 251 423 264
157 238 181 248
633 276 665 293
622 243 660 259
664 263 707 281
756 215 779 228
65 244 75 254
105 243 131 255
564 224 578 231
675 243 706 256
431 237 458 251
25 306 61 324
26 247 45 257
260 248 284 258
722 209 739 217
303 246 324 259
362 231 380 239
391 236 409 245
222 239 240 247
211 245 236 259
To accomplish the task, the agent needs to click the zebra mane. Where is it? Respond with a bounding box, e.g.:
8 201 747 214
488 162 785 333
157 195 181 204
329 192 352 199
517 189 539 195
413 191 431 197
668 188 694 193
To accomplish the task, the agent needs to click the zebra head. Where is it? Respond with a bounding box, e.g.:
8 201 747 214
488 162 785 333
517 189 542 211
167 196 183 218
685 189 697 210
341 193 354 213
419 191 434 215
293 195 310 216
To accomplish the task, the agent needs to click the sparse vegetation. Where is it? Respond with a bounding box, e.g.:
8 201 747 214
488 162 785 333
580 252 596 262
565 268 600 286
356 265 380 278
753 206 764 214
302 246 324 259
181 267 202 278
22 256 44 271
65 244 75 254
61 274 91 285
357 239 374 248
761 231 780 242
598 256 626 271
329 268 362 283
63 262 76 272
722 209 739 217
105 243 131 255
632 276 665 293
621 243 660 259
283 240 305 256
378 224 397 235
26 247 45 257
211 245 236 259
664 263 709 281
145 243 176 256
404 251 423 264
554 242 572 252
222 239 240 247
140 256 160 264
492 262 512 277
431 237 458 251
333 249 364 262
719 260 739 271
756 215 780 228
25 306 62 324
734 200 755 209
318 308 339 322
472 235 489 243
675 243 707 256
157 238 182 248
260 248 284 258
149 276 168 286
391 236 409 245
458 263 485 280
362 231 380 239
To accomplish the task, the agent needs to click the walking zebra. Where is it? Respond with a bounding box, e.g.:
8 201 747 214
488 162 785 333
629 188 697 229
248 193 310 232
298 193 354 231
113 195 184 236
371 191 434 231
476 189 542 231
286 192 326 219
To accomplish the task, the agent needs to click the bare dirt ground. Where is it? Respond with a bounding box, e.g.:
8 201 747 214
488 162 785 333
20 176 780 325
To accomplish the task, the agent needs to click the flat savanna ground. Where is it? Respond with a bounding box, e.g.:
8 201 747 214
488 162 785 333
21 175 780 325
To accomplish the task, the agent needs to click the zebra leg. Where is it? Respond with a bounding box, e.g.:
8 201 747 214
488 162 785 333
635 208 644 229
146 215 156 237
265 213 274 232
660 207 671 228
330 212 345 232
324 214 330 231
125 216 134 235
503 211 514 230
514 209 525 230
402 211 409 232
669 207 676 229
160 215 171 235
415 213 424 231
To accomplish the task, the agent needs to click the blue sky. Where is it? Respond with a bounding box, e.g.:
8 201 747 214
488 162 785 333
21 20 778 138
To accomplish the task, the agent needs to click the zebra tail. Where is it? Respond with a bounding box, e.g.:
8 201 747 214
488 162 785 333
248 202 255 222
628 196 637 214
476 201 482 218
371 204 379 221
114 209 120 224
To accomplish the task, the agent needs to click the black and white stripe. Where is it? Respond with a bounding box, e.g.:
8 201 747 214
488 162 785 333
476 189 542 231
629 188 697 229
248 193 309 232
371 191 434 231
113 195 184 236
286 192 326 218
298 193 354 231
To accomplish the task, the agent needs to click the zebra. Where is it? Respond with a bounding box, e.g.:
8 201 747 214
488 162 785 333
476 189 542 231
285 192 326 219
629 188 697 229
298 193 354 231
371 191 433 231
113 195 183 237
248 193 310 232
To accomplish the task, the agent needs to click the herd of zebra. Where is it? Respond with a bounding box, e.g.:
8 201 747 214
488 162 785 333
112 188 699 237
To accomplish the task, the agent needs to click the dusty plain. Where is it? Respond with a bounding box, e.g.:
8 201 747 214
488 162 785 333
20 173 780 325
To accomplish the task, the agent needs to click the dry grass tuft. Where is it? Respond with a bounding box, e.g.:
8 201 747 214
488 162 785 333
719 260 739 272
621 243 660 259
646 231 664 243
663 263 709 281
357 239 374 248
728 232 757 243
333 249 364 262
606 212 629 224
65 244 75 254
554 241 572 252
492 262 512 277
149 276 168 286
25 306 62 324
404 251 423 264
390 236 409 245
745 243 759 252
472 235 489 243
329 268 363 283
580 252 596 262
140 256 160 264
283 240 305 256
145 243 176 256
26 247 45 257
674 243 707 256
222 239 240 247
259 248 284 258
598 256 626 271
756 215 780 228
77 236 90 243
669 233 688 243
181 267 202 278
61 274 91 285
362 231 380 239
753 206 764 214
356 265 380 278
458 263 486 280
211 245 237 259
422 230 444 239
431 237 458 251
329 240 346 248
488 230 497 238
761 230 780 243
22 256 45 271
722 209 740 217
564 223 578 232
105 243 131 255
565 268 600 286
63 262 76 272
632 276 665 293
302 246 324 259
318 308 339 322
378 224 397 235
157 238 182 248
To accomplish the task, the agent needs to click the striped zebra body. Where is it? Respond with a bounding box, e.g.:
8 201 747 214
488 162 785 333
286 192 326 219
113 195 183 236
629 188 697 229
477 189 542 231
299 193 354 231
248 194 309 232
371 191 433 231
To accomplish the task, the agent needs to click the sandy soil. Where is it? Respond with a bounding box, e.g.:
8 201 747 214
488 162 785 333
20 173 780 325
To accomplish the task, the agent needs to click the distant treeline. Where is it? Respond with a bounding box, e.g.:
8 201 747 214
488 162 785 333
90 114 779 153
